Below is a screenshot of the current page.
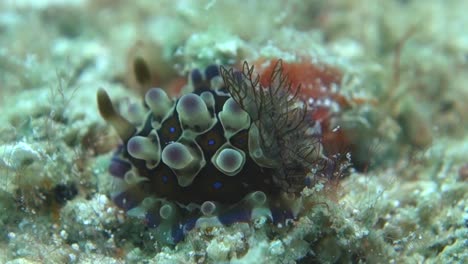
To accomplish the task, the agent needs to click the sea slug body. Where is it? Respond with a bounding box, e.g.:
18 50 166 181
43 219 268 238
97 60 336 244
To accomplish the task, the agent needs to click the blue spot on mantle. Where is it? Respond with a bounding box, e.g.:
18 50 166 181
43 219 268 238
213 181 222 189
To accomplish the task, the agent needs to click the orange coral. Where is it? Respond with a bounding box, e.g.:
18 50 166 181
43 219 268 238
257 58 343 99
254 58 353 158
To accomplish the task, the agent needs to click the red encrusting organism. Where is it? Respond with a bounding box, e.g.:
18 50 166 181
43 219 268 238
253 58 355 159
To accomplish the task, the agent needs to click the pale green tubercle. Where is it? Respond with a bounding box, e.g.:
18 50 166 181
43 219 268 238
161 142 195 170
219 97 250 139
177 93 216 133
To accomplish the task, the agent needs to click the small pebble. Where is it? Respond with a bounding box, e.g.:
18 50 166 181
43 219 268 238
458 164 468 181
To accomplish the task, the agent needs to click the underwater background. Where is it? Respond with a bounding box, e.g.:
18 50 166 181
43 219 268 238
0 0 467 263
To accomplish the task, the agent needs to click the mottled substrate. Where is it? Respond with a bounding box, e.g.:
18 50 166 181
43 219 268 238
0 0 467 263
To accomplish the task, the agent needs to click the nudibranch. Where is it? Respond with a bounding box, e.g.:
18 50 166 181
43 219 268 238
97 61 336 244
